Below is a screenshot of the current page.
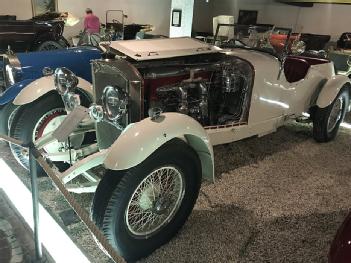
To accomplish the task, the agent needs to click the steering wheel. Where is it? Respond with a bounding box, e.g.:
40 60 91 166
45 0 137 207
112 19 122 25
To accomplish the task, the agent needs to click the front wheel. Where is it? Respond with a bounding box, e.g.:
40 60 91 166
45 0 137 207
91 139 202 261
313 89 349 142
9 93 68 175
0 102 19 135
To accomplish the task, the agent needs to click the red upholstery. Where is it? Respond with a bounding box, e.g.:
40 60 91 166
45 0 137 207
284 56 329 83
284 57 310 83
289 55 329 66
270 34 299 53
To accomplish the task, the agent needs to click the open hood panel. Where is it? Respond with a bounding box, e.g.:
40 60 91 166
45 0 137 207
101 37 221 61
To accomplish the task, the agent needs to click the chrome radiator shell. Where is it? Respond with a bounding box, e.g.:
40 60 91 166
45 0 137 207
91 59 143 149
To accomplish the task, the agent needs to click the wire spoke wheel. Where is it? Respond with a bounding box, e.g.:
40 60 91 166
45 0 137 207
327 97 343 133
126 166 185 236
313 88 349 143
92 139 202 261
33 108 66 148
12 108 66 167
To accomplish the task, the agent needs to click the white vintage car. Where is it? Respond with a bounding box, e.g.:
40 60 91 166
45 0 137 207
12 25 351 261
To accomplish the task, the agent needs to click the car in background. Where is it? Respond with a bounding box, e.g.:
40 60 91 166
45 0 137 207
329 50 351 78
337 32 351 50
76 9 155 47
0 16 69 52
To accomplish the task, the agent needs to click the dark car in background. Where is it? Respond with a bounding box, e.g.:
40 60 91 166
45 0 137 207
337 32 351 49
0 16 69 52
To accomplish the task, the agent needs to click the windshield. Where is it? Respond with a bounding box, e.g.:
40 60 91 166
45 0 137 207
213 24 294 55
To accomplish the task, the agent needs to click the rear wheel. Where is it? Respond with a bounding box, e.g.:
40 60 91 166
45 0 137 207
313 89 349 142
91 139 202 261
9 93 68 175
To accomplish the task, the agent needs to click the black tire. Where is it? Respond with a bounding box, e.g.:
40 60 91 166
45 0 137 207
0 102 19 135
36 41 64 51
9 92 66 176
91 138 202 261
313 88 349 142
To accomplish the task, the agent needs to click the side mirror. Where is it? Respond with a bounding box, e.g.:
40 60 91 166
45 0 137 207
291 40 306 55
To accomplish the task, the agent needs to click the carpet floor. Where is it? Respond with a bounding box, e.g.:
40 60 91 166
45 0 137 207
1 117 351 263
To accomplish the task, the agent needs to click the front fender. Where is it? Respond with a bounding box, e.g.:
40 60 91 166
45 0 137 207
316 75 351 108
0 79 35 106
104 113 215 182
13 75 92 106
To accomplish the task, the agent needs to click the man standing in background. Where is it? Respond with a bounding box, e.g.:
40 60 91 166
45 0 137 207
84 8 100 34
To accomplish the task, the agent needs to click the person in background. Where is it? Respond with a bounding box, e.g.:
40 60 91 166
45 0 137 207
84 8 100 34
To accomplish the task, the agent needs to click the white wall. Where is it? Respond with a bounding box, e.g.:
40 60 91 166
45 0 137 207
0 0 33 19
3 0 351 41
262 1 351 40
193 0 351 40
170 0 194 37
1 0 172 38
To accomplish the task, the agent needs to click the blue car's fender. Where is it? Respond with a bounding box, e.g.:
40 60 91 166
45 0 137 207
0 79 34 106
0 46 100 106
13 75 92 106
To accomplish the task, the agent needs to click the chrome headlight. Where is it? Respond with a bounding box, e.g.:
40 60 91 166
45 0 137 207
89 104 104 122
3 51 21 87
102 85 128 121
62 92 81 112
54 67 78 95
5 64 16 85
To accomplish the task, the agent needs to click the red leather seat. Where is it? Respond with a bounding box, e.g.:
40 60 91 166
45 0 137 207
284 57 310 83
284 55 329 83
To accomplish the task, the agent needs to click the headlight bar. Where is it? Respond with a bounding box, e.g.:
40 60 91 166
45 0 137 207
54 67 79 95
2 51 21 87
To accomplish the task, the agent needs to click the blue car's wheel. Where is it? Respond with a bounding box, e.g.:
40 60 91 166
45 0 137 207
0 102 18 135
9 93 68 176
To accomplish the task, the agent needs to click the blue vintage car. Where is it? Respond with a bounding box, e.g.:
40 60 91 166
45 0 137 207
0 46 101 170
0 46 101 132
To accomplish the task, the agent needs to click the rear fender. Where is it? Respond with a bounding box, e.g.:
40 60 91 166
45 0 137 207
316 75 351 108
104 112 215 182
13 75 92 106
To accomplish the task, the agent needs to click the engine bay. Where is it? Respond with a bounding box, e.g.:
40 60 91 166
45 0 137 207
137 54 254 127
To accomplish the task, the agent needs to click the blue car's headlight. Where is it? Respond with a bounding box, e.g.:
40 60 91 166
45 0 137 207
54 67 79 95
2 52 22 87
5 64 16 85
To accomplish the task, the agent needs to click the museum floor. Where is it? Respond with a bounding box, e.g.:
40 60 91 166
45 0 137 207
1 114 351 263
